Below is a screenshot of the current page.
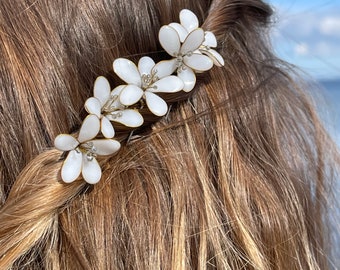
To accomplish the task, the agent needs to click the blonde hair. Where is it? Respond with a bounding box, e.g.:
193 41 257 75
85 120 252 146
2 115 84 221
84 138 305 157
0 0 339 269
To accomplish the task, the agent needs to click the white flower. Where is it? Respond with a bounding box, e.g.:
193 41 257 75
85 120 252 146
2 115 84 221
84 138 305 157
54 115 121 184
84 76 144 138
113 56 184 117
158 9 224 92
171 9 224 67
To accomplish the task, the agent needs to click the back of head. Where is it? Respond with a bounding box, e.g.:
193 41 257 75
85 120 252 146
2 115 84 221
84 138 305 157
0 0 339 269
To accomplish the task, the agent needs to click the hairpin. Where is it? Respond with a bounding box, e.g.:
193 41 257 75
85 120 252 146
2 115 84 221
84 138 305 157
54 9 224 184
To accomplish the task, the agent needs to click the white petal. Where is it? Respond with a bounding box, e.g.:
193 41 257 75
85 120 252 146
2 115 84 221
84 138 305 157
101 117 115 138
84 97 101 117
201 48 225 67
169 22 188 42
152 59 177 78
111 85 125 96
159 25 181 57
148 76 184 93
107 109 144 127
113 58 141 87
203 31 217 48
93 76 111 107
138 56 155 76
119 85 144 106
181 28 205 54
54 134 79 151
145 92 168 117
78 114 100 143
110 85 126 110
61 150 82 183
82 156 101 184
90 139 121 155
183 54 213 71
180 9 199 33
178 68 196 92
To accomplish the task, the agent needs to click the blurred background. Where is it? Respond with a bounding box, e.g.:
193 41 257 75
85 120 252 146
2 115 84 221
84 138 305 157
267 0 340 145
267 2 340 263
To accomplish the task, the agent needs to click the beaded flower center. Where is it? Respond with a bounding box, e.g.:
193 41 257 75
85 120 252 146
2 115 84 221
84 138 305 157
78 142 97 161
175 51 193 72
99 94 125 120
141 69 159 90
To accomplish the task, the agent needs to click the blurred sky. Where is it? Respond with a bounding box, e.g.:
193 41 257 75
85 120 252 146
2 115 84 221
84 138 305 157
267 0 340 80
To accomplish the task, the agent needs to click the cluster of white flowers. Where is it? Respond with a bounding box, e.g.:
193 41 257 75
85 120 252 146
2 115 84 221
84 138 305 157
54 9 224 184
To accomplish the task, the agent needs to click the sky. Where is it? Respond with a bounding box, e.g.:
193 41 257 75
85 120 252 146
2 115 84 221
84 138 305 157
267 0 340 148
267 0 340 80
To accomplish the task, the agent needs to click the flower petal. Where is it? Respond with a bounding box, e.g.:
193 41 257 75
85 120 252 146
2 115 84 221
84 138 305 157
203 31 217 48
180 9 199 33
119 85 144 106
159 25 181 57
82 156 101 184
54 134 79 151
61 150 82 183
181 28 205 55
138 56 155 76
169 22 188 42
145 92 168 116
109 85 126 110
84 97 101 117
152 59 177 78
111 85 125 96
177 68 196 92
148 75 184 93
183 53 213 71
90 139 121 155
201 48 225 67
93 76 111 107
101 117 115 138
78 114 100 143
106 109 144 127
113 58 141 87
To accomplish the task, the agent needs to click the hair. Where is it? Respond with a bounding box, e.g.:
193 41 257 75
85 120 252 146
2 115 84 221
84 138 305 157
0 0 339 269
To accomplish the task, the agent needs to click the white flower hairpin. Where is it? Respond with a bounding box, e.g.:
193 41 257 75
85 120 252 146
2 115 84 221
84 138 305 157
54 9 224 184
159 9 224 91
113 56 184 116
84 76 144 138
54 115 121 184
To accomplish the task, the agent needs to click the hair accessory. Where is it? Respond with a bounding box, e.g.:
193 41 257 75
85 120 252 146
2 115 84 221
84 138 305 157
54 9 224 184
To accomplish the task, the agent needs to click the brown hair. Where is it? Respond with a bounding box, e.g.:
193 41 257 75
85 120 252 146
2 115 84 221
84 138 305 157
0 0 339 269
